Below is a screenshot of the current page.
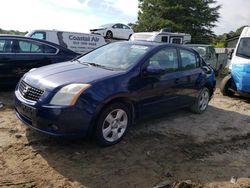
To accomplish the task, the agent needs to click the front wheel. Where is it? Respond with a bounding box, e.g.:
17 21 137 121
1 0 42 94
95 103 131 146
190 88 210 114
220 75 235 96
106 31 113 39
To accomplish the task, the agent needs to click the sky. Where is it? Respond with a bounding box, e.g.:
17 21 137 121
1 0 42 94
0 0 249 35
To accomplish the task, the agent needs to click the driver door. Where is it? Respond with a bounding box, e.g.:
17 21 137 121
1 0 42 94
137 47 182 115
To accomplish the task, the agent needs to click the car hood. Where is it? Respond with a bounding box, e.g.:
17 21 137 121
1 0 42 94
22 61 123 91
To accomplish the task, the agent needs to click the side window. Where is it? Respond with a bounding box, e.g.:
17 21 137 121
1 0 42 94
0 39 14 53
112 24 118 29
149 48 178 72
117 24 123 29
122 24 129 29
171 38 182 44
161 36 168 42
18 40 57 54
180 49 197 70
44 45 57 54
19 41 40 53
31 32 46 40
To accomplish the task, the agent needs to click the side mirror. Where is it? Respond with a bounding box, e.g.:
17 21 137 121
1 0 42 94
228 49 234 60
202 66 212 74
144 64 165 75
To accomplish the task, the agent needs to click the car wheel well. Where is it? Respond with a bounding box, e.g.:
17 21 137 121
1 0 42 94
220 74 236 96
204 84 214 98
88 98 135 138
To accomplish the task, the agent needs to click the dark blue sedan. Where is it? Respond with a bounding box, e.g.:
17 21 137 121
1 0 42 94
0 35 79 87
14 41 216 146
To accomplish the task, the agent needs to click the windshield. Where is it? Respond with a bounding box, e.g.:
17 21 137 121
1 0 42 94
189 46 207 57
236 38 250 58
78 43 150 70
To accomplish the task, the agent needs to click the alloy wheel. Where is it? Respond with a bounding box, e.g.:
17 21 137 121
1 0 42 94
102 109 128 142
199 90 209 111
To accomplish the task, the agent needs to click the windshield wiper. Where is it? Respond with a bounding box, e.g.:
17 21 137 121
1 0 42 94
82 62 115 70
70 57 82 64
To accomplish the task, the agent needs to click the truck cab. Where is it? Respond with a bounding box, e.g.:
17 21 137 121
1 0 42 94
220 26 250 97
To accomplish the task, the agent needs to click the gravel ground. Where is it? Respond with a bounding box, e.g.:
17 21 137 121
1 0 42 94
0 86 250 188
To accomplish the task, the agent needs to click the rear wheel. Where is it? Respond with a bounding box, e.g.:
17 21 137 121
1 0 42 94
95 103 130 146
190 88 210 114
106 31 113 39
220 75 235 96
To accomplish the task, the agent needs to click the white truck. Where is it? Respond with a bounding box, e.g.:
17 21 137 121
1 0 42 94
130 29 191 44
220 26 250 97
26 30 106 54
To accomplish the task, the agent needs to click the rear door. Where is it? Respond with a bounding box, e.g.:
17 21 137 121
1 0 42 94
12 39 58 82
112 24 123 39
121 24 131 39
177 49 205 105
0 38 16 86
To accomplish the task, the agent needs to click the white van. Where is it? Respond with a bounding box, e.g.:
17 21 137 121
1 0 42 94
26 30 106 54
220 26 250 96
130 30 191 44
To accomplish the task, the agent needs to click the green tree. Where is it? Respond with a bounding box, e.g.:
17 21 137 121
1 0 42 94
132 0 221 44
0 28 27 35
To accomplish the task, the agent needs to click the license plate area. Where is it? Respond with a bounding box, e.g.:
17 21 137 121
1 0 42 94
20 103 36 118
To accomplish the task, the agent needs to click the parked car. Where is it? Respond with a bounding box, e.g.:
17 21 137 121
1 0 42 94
26 29 106 54
90 23 134 40
0 35 79 87
185 44 221 72
15 41 216 146
221 26 250 97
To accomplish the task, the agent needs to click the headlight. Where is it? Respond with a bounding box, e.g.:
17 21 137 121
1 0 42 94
50 84 91 106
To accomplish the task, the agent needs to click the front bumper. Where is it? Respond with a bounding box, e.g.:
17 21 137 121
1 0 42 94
14 90 93 137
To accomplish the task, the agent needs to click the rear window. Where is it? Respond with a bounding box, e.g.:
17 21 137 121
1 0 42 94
18 40 57 54
0 39 14 53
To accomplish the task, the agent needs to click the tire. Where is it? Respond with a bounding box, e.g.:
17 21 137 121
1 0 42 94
95 103 131 146
220 75 234 96
106 31 113 39
128 34 132 40
190 88 210 114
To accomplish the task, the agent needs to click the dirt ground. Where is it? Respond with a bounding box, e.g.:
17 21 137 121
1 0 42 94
0 85 250 188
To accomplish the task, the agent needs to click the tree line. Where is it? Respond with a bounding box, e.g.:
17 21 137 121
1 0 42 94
0 28 27 35
129 0 221 44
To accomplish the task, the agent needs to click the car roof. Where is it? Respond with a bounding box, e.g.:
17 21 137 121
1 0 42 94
185 44 212 47
0 34 78 54
113 41 200 53
100 23 128 27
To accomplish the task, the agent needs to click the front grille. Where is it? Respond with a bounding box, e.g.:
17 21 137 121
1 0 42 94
19 81 44 102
